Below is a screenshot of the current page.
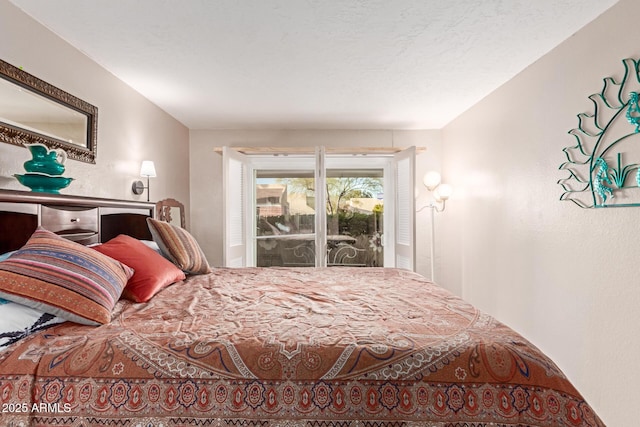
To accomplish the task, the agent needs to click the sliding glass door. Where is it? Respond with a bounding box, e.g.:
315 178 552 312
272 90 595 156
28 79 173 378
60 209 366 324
255 167 317 267
323 163 384 267
223 146 415 270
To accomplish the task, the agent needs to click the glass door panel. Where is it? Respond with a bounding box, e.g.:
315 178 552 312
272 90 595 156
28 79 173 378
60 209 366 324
255 170 316 267
225 147 413 269
325 168 384 267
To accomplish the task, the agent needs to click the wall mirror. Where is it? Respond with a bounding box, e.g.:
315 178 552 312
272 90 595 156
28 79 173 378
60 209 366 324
0 59 98 164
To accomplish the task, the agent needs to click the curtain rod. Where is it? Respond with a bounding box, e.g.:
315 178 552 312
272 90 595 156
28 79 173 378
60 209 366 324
213 146 426 155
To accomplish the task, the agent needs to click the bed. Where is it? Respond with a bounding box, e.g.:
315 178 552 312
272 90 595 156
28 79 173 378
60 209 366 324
0 191 604 426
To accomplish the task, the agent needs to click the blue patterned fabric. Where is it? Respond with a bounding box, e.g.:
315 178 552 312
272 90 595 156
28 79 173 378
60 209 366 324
0 300 65 351
0 251 14 262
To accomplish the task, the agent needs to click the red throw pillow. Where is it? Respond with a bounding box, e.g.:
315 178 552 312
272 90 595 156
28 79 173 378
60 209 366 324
93 234 186 302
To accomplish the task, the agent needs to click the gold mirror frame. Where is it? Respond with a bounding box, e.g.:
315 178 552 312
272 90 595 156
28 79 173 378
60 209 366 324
0 59 98 164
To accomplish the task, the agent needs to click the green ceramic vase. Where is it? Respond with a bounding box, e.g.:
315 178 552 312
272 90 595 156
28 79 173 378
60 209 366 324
23 143 66 176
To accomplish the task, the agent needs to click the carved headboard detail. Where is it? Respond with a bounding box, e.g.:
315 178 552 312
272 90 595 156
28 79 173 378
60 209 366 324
156 198 186 229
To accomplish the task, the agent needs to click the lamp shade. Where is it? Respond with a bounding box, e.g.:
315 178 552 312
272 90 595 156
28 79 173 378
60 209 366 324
423 171 441 190
140 161 157 178
434 183 453 201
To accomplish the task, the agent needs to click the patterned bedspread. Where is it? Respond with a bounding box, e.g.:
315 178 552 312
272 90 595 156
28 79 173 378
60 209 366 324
0 267 603 426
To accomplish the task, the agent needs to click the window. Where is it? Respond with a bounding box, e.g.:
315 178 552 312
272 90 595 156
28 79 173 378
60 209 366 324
223 147 415 270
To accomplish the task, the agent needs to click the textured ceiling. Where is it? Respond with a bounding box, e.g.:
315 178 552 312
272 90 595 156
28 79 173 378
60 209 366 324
10 0 618 130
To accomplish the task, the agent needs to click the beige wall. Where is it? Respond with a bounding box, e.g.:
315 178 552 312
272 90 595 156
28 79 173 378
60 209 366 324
189 129 442 277
0 2 190 211
441 0 638 425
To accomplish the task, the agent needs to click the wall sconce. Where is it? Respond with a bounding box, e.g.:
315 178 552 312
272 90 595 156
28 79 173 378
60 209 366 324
131 160 157 202
420 171 453 282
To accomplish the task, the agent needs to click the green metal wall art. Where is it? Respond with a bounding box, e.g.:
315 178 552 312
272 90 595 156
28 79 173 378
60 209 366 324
559 58 640 208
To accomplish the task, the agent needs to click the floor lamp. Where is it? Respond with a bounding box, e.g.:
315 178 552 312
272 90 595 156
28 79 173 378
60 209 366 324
422 171 452 282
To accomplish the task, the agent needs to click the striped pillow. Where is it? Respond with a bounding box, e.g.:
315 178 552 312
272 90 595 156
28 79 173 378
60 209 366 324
147 218 212 274
0 228 133 325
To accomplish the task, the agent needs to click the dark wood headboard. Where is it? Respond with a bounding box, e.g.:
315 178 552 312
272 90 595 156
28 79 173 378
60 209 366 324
0 189 155 253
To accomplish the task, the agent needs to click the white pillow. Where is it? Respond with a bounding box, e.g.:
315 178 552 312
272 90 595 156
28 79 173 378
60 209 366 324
140 239 163 253
0 298 65 351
